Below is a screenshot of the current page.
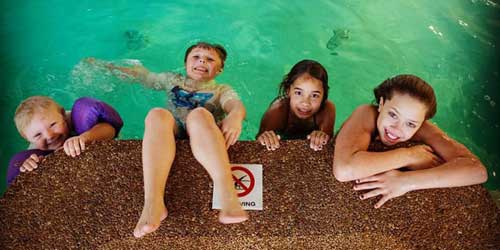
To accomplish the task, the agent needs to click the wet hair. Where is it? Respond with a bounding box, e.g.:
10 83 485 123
184 42 227 68
278 59 329 108
14 96 64 137
374 74 437 119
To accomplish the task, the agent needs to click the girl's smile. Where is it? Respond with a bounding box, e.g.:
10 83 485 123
287 73 324 119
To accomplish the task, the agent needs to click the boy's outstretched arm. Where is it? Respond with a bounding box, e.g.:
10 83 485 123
85 57 150 81
221 99 246 148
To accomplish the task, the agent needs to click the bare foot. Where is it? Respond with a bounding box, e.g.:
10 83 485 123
219 208 248 224
133 202 168 238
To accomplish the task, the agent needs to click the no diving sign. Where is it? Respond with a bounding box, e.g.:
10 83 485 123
212 164 263 210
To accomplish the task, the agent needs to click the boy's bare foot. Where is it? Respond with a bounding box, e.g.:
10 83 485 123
133 202 168 238
219 208 248 224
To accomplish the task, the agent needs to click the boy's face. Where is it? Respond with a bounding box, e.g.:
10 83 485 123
22 106 70 150
185 47 223 82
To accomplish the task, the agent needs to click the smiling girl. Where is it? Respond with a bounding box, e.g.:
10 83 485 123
256 60 336 151
333 74 487 208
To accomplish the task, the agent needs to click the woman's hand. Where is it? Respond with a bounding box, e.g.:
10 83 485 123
354 170 412 208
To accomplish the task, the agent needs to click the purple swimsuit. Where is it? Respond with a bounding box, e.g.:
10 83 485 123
6 97 123 186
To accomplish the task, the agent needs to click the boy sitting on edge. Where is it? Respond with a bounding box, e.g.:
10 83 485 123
7 96 123 185
88 41 248 238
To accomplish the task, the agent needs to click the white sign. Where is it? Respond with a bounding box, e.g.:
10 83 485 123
212 164 263 210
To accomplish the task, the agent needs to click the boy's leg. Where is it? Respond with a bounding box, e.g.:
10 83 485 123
185 108 248 224
134 108 176 238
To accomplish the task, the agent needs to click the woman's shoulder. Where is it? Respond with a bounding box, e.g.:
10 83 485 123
352 104 377 117
343 104 378 132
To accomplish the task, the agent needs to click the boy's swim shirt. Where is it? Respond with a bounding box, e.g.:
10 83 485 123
141 72 240 124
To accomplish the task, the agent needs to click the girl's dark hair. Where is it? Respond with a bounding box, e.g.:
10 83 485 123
374 74 437 119
278 59 329 108
184 42 227 68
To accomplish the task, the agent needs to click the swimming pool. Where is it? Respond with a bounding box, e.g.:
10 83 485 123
1 0 499 194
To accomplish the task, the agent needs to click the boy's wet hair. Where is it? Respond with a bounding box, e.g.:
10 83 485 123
278 59 329 108
184 42 227 68
374 74 437 119
14 96 64 137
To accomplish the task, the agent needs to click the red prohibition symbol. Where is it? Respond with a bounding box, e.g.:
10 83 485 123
231 166 255 197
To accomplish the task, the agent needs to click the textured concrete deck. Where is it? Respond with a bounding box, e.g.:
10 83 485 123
1 140 499 249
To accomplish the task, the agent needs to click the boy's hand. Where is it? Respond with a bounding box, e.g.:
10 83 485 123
20 154 44 172
307 130 329 151
220 114 242 148
353 170 412 208
63 135 88 157
257 131 281 151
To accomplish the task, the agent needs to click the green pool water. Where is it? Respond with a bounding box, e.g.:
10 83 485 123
1 0 499 195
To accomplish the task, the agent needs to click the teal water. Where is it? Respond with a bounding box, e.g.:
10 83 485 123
1 0 499 195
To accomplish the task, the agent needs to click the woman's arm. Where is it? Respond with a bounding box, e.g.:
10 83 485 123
353 121 487 208
403 121 488 189
333 105 428 182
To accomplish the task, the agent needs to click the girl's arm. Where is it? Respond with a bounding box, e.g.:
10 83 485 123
402 121 488 189
315 100 336 137
307 100 335 151
333 105 430 182
256 99 288 137
256 100 288 150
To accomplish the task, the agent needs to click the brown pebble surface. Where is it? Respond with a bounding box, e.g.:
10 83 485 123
0 140 499 249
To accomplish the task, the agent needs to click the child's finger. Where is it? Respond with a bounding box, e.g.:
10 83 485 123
64 141 71 156
30 154 40 163
74 140 82 156
270 133 280 149
68 140 77 157
23 159 37 171
257 135 265 145
321 133 329 145
225 132 236 149
263 134 274 151
309 134 321 151
79 137 86 152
